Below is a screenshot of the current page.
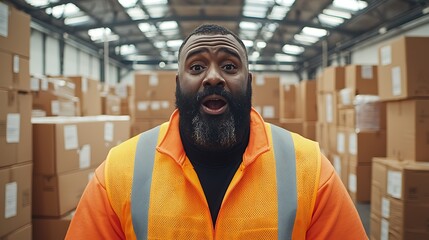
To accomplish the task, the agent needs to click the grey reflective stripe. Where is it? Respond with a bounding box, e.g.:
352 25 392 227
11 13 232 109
270 124 297 240
131 126 160 240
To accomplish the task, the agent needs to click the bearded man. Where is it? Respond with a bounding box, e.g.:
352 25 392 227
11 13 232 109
66 24 367 240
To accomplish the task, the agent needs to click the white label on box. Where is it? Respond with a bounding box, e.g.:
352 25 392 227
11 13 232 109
115 84 127 98
337 132 345 153
151 101 161 110
64 125 78 150
161 101 170 109
333 155 341 175
6 113 20 143
31 78 40 91
41 79 49 90
348 132 357 155
391 67 401 96
79 144 91 169
263 106 275 118
88 172 95 182
387 170 402 199
13 55 19 73
149 74 159 86
4 182 17 219
326 94 333 123
339 89 351 105
381 45 392 66
137 101 149 111
381 197 390 218
348 173 357 193
381 218 389 240
82 78 88 92
361 65 373 79
104 122 114 142
0 2 8 37
51 100 60 115
256 75 265 85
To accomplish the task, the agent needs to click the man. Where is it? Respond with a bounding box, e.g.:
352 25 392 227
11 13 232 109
66 24 367 239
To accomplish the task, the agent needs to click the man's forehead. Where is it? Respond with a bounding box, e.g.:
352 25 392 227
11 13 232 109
181 34 246 57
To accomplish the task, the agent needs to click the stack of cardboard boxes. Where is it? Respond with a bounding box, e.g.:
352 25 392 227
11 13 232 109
31 116 130 239
370 36 429 240
130 71 176 136
0 3 33 238
100 84 121 116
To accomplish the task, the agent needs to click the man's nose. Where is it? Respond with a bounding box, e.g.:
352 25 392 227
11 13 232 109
203 66 226 87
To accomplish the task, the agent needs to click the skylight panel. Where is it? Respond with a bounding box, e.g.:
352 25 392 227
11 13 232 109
332 0 368 12
323 9 352 19
64 15 91 26
127 7 147 20
301 27 328 37
118 0 138 8
267 6 289 20
294 34 319 44
318 13 345 26
282 44 304 55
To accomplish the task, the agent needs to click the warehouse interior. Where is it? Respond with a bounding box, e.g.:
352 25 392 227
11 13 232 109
1 0 429 239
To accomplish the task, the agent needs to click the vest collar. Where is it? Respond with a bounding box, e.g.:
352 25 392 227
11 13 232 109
156 108 271 167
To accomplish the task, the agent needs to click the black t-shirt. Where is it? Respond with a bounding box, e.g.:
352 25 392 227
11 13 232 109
180 128 249 227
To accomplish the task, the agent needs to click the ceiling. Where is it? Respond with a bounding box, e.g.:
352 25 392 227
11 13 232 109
10 0 429 76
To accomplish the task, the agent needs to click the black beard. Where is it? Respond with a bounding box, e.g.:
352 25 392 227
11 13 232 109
175 82 252 152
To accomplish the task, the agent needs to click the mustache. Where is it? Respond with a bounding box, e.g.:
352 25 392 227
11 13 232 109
195 86 233 104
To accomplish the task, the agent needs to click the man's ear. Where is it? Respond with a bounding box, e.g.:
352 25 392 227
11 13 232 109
248 72 253 84
176 74 179 84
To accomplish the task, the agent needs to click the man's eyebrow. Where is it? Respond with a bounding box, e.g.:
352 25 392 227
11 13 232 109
218 47 241 61
185 48 209 60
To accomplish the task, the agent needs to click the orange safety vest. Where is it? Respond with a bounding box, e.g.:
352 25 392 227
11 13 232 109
105 109 321 239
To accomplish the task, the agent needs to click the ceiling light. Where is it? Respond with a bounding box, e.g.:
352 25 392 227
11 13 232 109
118 0 138 8
252 51 260 58
274 53 296 62
166 39 183 48
154 42 166 49
239 21 261 30
88 27 111 41
240 30 258 39
257 41 267 48
25 0 54 7
245 0 275 6
332 0 368 12
159 21 178 30
139 23 159 37
294 34 319 44
301 27 328 37
276 0 295 7
243 6 268 18
118 44 136 55
127 7 147 20
242 40 254 48
318 13 345 26
64 15 91 26
267 6 289 20
282 44 304 55
141 0 168 6
323 9 352 19
146 5 168 18
49 3 80 18
266 23 279 32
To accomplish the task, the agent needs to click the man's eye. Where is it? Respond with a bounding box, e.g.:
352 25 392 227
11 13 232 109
222 63 237 71
190 65 205 72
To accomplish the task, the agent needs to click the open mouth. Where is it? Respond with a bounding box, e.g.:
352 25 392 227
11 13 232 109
201 95 227 115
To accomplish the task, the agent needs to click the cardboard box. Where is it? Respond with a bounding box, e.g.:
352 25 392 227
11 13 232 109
324 93 338 124
345 65 378 95
332 154 348 188
66 76 102 116
316 122 329 154
0 3 30 58
32 91 81 117
0 90 32 168
348 159 371 203
296 80 317 121
337 88 355 108
317 93 325 124
0 51 30 92
378 36 429 101
1 223 32 240
338 108 354 128
131 118 167 137
302 121 316 141
120 98 130 116
372 158 429 202
33 168 95 217
252 75 281 119
322 66 345 92
101 94 121 115
279 83 297 119
328 124 338 154
32 116 130 175
131 72 176 119
355 97 386 131
387 99 429 162
0 163 32 237
346 129 386 163
33 211 74 240
277 118 303 135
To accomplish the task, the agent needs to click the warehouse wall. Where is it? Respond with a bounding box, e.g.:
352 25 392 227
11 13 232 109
351 17 429 64
30 30 43 75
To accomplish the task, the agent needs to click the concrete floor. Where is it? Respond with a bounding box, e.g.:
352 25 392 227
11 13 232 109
356 203 371 236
